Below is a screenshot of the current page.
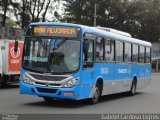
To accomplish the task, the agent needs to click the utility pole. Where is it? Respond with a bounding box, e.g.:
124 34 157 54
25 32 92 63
94 3 97 27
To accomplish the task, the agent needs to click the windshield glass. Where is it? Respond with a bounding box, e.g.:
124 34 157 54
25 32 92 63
22 37 80 73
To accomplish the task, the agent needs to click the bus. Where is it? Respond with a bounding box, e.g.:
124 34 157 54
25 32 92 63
20 22 152 104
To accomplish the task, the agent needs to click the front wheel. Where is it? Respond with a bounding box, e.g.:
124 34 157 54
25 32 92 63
89 83 101 104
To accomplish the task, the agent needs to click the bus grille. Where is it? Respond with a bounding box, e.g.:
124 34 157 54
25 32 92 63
35 82 61 86
29 73 67 81
36 87 57 94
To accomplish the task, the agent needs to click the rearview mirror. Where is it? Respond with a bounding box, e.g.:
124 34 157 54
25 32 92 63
14 37 18 52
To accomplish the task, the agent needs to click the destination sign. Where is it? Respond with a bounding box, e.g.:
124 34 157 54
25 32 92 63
26 25 81 38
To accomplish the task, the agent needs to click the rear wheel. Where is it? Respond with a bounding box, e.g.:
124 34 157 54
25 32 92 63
128 78 137 96
89 83 101 104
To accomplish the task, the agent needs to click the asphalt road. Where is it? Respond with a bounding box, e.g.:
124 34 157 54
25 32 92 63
0 73 160 114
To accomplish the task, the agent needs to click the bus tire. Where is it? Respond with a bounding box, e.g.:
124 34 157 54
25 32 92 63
89 82 101 104
128 78 137 96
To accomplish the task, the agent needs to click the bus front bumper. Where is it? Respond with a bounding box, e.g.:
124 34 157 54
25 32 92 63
20 80 81 100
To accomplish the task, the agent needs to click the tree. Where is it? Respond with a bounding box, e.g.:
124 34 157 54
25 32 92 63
27 0 59 22
42 0 52 22
12 0 31 29
0 0 19 27
63 0 160 42
15 0 59 29
63 0 95 25
137 0 160 42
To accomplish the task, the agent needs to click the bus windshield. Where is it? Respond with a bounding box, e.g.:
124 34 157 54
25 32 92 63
22 37 80 74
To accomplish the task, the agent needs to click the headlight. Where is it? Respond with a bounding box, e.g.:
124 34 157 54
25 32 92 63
62 77 80 88
21 73 34 85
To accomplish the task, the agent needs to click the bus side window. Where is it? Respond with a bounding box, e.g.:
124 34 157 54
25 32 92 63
116 41 123 62
146 47 151 63
83 39 94 68
139 46 145 63
132 44 138 62
96 37 104 61
105 39 115 62
124 43 131 62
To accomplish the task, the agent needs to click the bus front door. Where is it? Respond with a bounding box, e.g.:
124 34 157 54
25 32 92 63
81 67 93 99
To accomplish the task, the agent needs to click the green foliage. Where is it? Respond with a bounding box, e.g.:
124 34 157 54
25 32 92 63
63 0 160 42
0 0 160 42
63 0 95 25
0 0 19 27
0 0 59 29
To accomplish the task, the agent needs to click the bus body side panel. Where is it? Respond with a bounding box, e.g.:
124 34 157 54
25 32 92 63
88 62 151 98
89 63 132 97
145 64 152 87
83 63 116 98
81 68 94 99
132 63 141 89
113 63 132 93
97 63 116 95
139 64 146 89
132 63 150 90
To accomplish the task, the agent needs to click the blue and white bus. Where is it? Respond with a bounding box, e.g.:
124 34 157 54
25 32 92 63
20 22 152 103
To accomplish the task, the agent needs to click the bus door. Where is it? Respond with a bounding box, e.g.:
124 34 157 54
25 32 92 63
81 37 94 98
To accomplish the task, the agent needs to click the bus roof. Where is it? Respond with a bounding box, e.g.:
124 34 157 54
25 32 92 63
29 22 152 47
95 26 132 37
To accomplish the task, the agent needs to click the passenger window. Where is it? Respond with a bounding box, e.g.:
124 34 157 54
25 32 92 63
132 44 138 62
146 47 151 63
105 39 115 62
116 41 123 62
124 43 131 62
96 37 104 61
139 46 145 63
